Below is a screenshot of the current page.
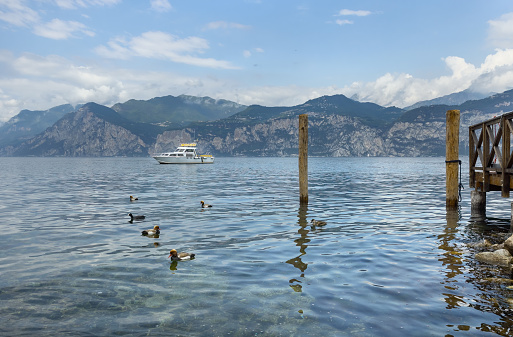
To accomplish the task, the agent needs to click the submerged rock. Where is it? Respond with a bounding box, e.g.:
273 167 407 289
480 277 513 284
475 249 513 266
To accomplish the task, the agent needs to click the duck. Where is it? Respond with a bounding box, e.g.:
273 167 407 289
128 213 145 221
200 200 212 208
130 195 138 201
310 219 327 227
168 249 195 261
141 225 160 236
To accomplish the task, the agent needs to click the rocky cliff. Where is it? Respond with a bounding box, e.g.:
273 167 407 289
4 90 513 157
12 103 150 156
153 92 512 157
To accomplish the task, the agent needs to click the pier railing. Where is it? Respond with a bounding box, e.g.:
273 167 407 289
469 111 513 197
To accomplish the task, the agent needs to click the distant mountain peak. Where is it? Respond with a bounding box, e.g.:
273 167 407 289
405 89 492 110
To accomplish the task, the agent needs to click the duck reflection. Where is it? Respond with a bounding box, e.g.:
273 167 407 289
286 204 310 292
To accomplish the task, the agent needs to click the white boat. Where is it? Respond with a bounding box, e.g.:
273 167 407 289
152 143 214 164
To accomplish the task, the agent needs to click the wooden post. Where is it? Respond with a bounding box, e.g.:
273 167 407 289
483 122 490 192
502 116 511 198
469 127 475 189
471 190 486 220
510 202 513 229
299 114 308 204
446 110 460 208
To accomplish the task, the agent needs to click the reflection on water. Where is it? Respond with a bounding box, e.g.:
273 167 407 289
440 209 466 310
287 204 310 293
1 157 513 336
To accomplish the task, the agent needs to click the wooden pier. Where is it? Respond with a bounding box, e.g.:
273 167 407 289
469 111 513 198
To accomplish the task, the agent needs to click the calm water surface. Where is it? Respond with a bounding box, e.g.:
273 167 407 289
1 157 513 336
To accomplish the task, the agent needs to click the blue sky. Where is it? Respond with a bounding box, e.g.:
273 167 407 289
1 0 513 123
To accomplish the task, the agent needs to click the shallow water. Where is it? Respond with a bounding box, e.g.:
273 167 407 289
1 157 513 336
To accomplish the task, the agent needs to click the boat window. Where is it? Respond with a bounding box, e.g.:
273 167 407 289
186 149 194 152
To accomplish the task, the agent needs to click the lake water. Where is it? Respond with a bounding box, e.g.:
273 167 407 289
1 157 513 336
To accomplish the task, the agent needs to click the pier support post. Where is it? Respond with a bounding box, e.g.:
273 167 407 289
510 202 513 229
446 109 460 208
299 114 308 204
471 190 486 220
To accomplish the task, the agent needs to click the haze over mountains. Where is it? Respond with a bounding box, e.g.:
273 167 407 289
1 89 512 157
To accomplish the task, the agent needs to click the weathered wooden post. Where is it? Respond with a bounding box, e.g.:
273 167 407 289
471 190 486 221
299 114 308 204
446 109 460 208
510 202 513 228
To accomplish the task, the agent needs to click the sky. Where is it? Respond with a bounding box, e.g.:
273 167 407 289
1 0 513 123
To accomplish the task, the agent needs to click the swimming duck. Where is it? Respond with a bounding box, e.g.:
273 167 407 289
310 219 327 227
130 195 138 201
128 213 145 221
142 225 160 236
168 249 195 261
201 200 212 208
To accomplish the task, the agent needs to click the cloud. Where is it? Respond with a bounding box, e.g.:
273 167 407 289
336 9 371 17
339 49 513 107
336 19 353 25
33 19 95 39
204 21 251 30
0 50 318 123
150 0 172 12
0 1 100 40
0 0 40 27
96 31 239 69
243 47 264 58
488 12 513 49
1 47 513 124
54 0 121 9
0 52 128 122
334 9 370 26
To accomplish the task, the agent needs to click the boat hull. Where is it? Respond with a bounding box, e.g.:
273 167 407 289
153 156 215 164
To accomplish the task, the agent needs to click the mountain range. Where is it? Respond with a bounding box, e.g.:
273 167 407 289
1 90 512 157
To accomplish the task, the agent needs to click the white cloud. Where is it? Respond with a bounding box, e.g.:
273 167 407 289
336 19 353 25
488 12 513 48
95 37 131 59
204 21 251 30
340 49 513 107
243 48 264 58
0 0 40 27
337 9 371 17
54 0 121 9
150 0 172 12
96 31 239 69
0 1 99 40
33 19 95 39
1 48 513 123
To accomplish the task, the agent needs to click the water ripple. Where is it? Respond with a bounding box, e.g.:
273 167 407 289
0 157 512 336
